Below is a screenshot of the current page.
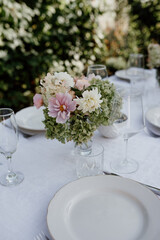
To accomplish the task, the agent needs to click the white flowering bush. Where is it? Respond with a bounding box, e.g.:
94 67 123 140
0 0 106 110
34 72 122 145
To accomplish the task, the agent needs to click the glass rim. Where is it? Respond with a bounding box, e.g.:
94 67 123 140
82 143 104 158
88 64 106 70
0 108 14 117
129 53 144 58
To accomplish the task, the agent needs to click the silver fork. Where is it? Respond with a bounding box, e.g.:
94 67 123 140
34 231 50 240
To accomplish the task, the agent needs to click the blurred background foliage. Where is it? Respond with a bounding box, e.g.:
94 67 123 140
0 0 160 111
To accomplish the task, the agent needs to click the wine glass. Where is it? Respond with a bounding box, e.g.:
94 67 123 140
0 108 24 186
87 64 108 80
110 90 144 174
126 54 144 93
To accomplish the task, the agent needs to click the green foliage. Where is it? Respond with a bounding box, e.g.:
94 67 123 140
128 0 160 54
43 107 97 145
69 111 97 145
0 0 106 111
104 0 136 74
105 0 160 73
43 108 70 144
1 0 159 109
0 0 37 110
88 79 119 126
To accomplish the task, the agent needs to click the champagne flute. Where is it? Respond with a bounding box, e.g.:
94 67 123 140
110 90 144 173
0 108 24 186
87 64 108 80
126 54 144 93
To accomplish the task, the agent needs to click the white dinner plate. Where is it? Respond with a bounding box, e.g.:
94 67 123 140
47 175 160 240
145 106 160 136
15 106 45 134
115 69 151 81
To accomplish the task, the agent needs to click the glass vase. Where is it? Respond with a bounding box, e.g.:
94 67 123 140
76 140 92 156
76 141 104 178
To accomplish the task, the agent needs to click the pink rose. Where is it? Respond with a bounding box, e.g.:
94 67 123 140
33 94 43 109
75 77 90 90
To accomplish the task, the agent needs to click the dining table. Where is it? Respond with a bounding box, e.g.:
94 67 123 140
0 69 160 240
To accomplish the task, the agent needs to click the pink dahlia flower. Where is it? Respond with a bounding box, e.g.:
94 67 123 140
33 94 43 109
48 93 76 123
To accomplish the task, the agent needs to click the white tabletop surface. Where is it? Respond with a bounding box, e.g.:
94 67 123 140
0 69 160 240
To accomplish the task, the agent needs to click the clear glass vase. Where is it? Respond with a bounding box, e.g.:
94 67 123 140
75 141 104 178
76 140 92 156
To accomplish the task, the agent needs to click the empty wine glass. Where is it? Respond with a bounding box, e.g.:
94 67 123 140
110 90 144 173
126 54 144 93
0 108 24 186
87 64 108 80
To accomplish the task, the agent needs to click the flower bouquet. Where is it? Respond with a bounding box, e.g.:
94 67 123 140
33 72 121 146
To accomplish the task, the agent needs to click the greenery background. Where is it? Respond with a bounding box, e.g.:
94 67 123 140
0 0 159 111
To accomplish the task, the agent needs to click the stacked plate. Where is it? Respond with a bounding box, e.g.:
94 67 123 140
115 69 130 81
15 106 45 135
115 69 151 81
145 106 160 136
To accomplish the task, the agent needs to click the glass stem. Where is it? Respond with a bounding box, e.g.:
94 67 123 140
7 156 13 174
5 155 16 182
123 138 128 165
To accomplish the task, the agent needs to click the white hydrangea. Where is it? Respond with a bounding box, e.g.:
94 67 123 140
75 88 103 113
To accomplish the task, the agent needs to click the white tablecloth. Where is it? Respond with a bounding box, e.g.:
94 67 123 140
0 70 160 240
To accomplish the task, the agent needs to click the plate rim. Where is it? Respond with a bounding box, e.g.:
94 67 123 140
145 106 160 129
115 69 130 81
15 106 45 131
47 175 160 240
115 69 151 81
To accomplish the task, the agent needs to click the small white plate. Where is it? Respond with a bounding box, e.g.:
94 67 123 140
115 70 130 81
145 106 160 136
98 113 127 138
47 175 160 240
17 126 45 136
15 106 45 133
115 69 151 81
